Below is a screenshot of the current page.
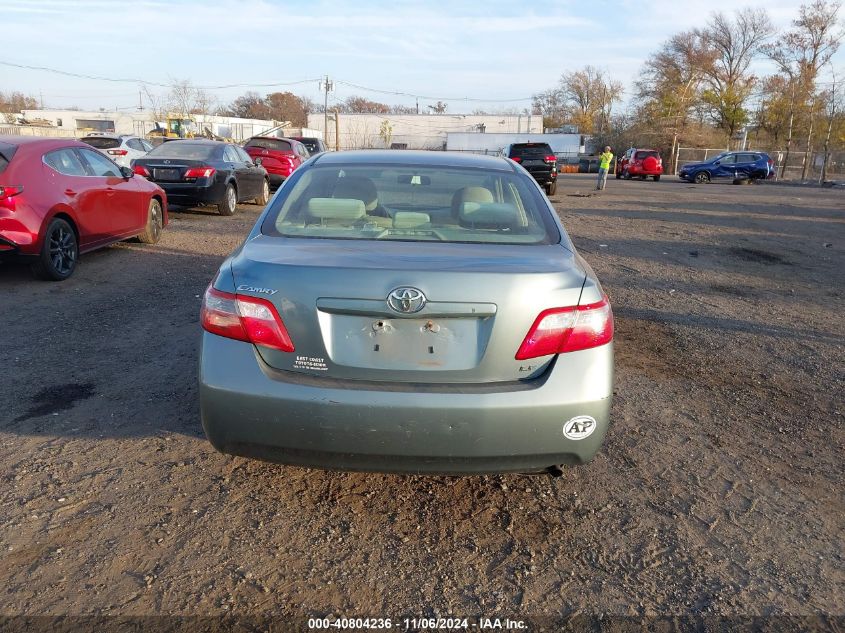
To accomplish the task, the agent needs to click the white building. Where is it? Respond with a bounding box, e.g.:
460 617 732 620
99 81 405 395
446 132 584 157
306 113 542 151
17 109 283 141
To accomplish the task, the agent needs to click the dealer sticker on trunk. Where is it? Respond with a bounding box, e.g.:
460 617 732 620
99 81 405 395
563 416 597 440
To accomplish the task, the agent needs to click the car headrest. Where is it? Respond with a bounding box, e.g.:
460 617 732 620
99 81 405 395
451 186 494 217
392 211 431 228
458 202 520 229
332 177 378 212
306 198 366 221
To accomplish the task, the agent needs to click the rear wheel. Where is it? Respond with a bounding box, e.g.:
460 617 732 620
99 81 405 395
31 218 77 281
694 171 710 184
653 175 660 181
218 183 237 216
253 179 270 205
623 169 631 180
137 198 163 244
545 181 557 196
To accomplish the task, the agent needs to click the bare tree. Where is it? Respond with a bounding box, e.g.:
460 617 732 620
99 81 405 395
558 66 623 134
698 8 775 140
765 1 843 176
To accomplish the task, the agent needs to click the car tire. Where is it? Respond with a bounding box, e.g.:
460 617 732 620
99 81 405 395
31 218 78 281
694 171 710 184
137 198 163 244
623 169 631 180
545 181 557 196
253 179 270 205
615 170 622 179
639 175 647 180
653 175 660 181
218 183 237 216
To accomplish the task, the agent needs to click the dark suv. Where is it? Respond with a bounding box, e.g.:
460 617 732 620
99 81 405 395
291 137 328 156
505 142 558 195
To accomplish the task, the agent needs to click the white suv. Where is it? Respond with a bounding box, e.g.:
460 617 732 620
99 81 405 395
79 134 153 168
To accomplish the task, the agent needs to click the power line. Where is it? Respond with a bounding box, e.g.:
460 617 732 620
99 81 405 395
0 61 321 90
334 79 535 103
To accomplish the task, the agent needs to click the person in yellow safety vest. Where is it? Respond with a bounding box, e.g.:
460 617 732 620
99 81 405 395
596 146 613 191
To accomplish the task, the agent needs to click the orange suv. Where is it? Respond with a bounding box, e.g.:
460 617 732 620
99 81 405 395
616 148 663 181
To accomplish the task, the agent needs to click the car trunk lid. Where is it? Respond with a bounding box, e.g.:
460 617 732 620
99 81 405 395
228 236 586 384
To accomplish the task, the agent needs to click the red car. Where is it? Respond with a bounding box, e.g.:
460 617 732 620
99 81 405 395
616 148 663 181
243 137 310 188
0 136 167 280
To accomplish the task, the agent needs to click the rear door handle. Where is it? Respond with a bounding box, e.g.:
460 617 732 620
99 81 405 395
106 187 116 196
64 189 76 196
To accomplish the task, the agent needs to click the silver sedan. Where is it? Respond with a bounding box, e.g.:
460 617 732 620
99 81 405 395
199 150 614 474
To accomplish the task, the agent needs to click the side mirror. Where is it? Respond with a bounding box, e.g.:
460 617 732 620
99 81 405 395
713 160 720 165
120 166 134 179
254 157 263 166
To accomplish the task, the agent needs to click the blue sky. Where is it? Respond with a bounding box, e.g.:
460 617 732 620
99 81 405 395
3 0 842 113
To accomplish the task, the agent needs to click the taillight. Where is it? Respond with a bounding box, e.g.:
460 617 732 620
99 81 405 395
515 296 613 360
107 149 128 156
510 156 522 163
133 165 150 177
544 155 556 163
0 185 24 211
200 286 294 352
184 166 216 179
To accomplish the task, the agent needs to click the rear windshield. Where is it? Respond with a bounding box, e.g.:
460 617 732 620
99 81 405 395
0 142 17 174
245 138 292 152
146 142 217 160
634 150 659 160
262 164 559 245
509 144 553 158
295 138 320 153
81 137 121 149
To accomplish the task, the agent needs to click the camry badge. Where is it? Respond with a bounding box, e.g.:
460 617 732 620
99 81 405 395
387 287 426 313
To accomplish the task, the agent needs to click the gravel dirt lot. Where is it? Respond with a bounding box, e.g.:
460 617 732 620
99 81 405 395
1 174 842 627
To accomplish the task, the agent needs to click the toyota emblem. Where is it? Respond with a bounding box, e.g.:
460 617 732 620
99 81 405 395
387 287 426 313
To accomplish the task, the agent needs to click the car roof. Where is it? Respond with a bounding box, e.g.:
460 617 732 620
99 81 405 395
247 136 300 143
312 149 516 172
0 136 88 150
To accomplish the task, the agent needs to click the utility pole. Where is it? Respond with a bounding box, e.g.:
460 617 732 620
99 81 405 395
320 76 333 142
781 79 796 180
820 74 837 184
334 108 340 151
801 93 816 181
138 91 143 111
40 91 44 109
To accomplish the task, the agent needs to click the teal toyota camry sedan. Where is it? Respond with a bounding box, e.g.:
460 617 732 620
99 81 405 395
199 150 614 474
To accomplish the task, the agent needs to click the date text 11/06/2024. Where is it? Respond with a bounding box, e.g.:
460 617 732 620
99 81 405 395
307 617 528 630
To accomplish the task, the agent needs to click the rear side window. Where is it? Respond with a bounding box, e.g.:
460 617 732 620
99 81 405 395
81 137 121 149
509 144 554 158
245 138 292 152
0 142 18 174
262 164 560 246
126 139 145 151
43 149 88 176
147 142 217 160
634 150 659 160
78 148 121 177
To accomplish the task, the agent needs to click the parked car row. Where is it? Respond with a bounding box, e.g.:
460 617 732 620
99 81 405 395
0 129 328 280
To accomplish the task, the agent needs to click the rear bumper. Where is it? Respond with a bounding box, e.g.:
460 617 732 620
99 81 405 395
523 167 556 185
199 333 614 474
153 180 226 206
